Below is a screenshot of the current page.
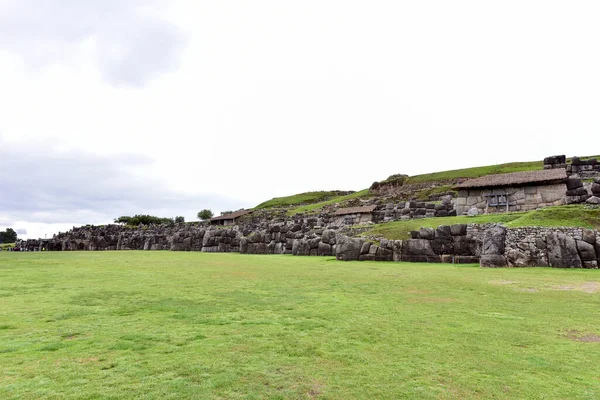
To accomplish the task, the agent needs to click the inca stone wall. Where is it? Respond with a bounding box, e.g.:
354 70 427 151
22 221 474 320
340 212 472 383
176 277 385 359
16 222 600 269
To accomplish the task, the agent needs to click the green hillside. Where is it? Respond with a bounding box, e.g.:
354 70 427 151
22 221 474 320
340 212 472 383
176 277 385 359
254 154 599 216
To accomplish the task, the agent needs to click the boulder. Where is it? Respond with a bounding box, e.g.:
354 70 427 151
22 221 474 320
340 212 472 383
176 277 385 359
321 229 337 245
481 225 506 256
467 208 479 216
480 255 508 268
546 232 582 268
402 239 440 263
318 242 332 256
566 178 583 190
453 236 477 256
435 225 452 239
432 238 454 255
419 227 435 240
576 240 596 261
586 196 600 205
591 183 600 196
450 224 467 236
582 229 596 245
360 242 372 255
335 235 365 261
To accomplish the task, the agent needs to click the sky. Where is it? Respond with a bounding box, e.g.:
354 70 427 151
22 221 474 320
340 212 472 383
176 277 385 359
1 0 599 239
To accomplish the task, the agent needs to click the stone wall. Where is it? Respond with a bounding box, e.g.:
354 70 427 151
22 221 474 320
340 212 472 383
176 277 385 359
454 183 566 216
16 217 600 269
545 155 600 178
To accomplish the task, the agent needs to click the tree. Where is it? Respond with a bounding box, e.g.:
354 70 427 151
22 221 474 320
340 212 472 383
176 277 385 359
0 228 18 243
197 209 214 220
174 216 185 223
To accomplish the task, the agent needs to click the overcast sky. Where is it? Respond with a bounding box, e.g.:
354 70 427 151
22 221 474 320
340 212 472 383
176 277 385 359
1 0 599 239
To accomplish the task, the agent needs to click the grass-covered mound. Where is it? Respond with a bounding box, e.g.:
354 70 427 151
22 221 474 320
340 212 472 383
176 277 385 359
0 243 15 250
254 191 354 210
361 205 600 240
1 252 599 398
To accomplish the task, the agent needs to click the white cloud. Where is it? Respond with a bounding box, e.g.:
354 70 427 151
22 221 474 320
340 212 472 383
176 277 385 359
1 0 599 238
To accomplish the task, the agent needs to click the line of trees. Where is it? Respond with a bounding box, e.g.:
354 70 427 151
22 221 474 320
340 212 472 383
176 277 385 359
0 228 18 243
113 215 185 226
113 210 215 226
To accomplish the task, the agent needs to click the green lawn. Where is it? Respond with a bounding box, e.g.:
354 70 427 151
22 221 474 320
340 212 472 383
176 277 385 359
361 205 600 240
0 243 15 251
1 252 599 399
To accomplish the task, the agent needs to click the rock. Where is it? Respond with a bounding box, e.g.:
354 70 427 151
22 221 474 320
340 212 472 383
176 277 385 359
586 196 600 205
402 239 440 263
481 225 506 256
360 242 372 255
576 240 596 261
583 260 598 269
591 183 600 196
566 178 583 190
582 229 596 245
467 208 479 216
321 229 337 245
566 187 588 197
453 236 477 256
450 224 467 236
318 242 332 256
419 228 435 240
480 254 508 268
546 232 582 268
435 225 452 239
335 235 365 261
432 238 453 255
435 210 449 217
410 231 421 239
506 249 530 267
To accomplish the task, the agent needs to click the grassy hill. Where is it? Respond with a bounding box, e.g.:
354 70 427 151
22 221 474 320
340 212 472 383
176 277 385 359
254 154 600 216
0 243 15 250
254 191 352 210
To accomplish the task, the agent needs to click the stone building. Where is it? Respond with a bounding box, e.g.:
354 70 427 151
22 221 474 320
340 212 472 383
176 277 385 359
210 209 253 226
332 205 377 226
453 169 567 215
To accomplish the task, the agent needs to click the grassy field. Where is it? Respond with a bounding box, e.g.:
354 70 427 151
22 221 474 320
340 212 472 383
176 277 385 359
254 192 348 210
0 243 15 251
361 205 600 240
1 252 599 399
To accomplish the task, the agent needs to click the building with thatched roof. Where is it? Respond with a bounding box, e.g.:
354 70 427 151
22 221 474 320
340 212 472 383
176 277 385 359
332 205 377 225
210 209 253 226
453 169 568 215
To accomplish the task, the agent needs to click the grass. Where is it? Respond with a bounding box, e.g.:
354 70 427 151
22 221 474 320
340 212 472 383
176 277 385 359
361 205 600 240
405 161 544 184
287 189 371 215
0 243 15 250
254 191 351 210
0 252 599 398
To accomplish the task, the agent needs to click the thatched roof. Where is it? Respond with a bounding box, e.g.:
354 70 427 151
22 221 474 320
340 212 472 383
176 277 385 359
333 205 377 216
455 168 567 189
210 209 253 221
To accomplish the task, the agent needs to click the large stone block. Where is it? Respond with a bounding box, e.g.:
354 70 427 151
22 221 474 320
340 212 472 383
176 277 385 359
335 235 365 261
481 225 506 256
547 232 582 268
450 224 467 236
480 254 508 268
576 240 596 261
